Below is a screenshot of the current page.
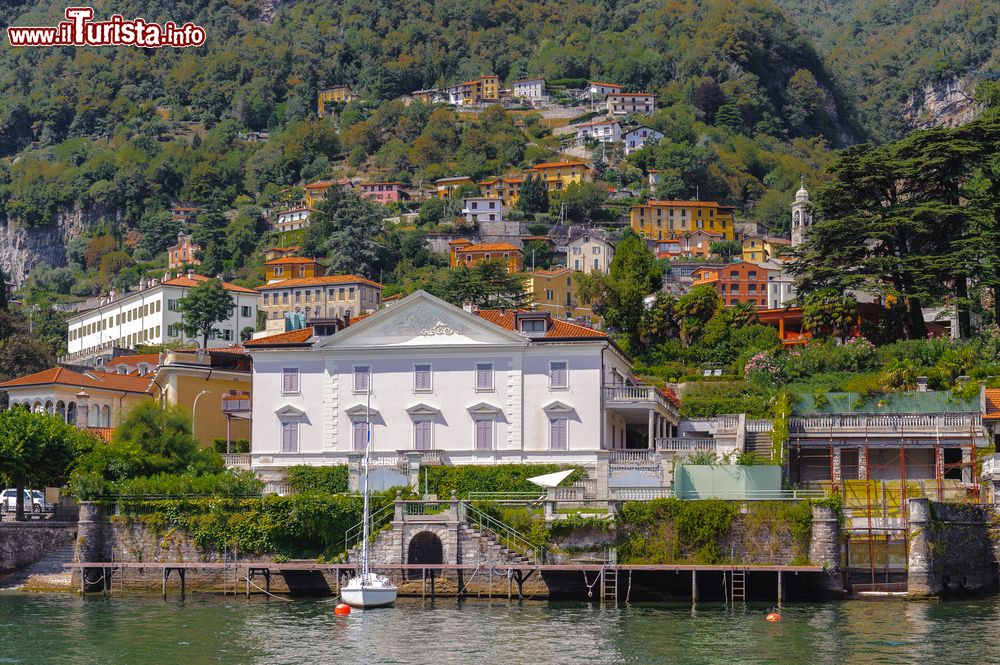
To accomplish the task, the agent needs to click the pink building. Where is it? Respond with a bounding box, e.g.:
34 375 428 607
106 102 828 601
359 182 407 205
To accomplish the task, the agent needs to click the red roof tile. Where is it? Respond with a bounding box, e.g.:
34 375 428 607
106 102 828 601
530 161 589 170
243 328 315 347
985 389 1000 420
161 273 258 294
474 311 606 339
456 243 521 253
0 367 154 393
104 354 161 368
256 274 382 290
264 257 320 265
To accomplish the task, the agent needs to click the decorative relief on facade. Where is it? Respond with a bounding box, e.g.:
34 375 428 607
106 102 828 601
380 307 469 337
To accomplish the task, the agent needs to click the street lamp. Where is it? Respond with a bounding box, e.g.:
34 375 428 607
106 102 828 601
191 390 210 442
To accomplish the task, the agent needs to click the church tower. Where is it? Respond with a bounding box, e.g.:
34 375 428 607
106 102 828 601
790 176 812 247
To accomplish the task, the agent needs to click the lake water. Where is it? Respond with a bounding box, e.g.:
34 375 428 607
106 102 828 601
1 592 997 664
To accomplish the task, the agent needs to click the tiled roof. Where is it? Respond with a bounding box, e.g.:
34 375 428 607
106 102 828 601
105 354 161 368
303 180 334 189
456 243 521 253
610 92 656 97
361 182 402 186
256 274 382 290
474 311 606 339
640 200 730 208
435 176 473 183
985 389 1000 420
530 161 588 170
160 273 258 294
87 427 115 443
264 257 320 265
531 268 571 276
0 367 154 393
589 81 621 88
242 328 314 347
576 120 620 128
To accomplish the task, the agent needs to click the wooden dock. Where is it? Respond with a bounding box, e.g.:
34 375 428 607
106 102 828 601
65 562 824 603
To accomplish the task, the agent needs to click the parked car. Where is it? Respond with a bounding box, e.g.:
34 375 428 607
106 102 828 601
0 489 50 513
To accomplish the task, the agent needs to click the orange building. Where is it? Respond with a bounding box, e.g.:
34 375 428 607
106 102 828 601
167 232 200 269
691 261 769 308
656 230 724 260
449 239 523 273
303 180 335 207
265 257 323 283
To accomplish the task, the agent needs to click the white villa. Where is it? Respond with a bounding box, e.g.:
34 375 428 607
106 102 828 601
245 291 679 480
461 197 505 224
624 126 663 154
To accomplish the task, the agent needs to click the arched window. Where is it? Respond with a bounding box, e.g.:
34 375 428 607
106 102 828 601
101 405 111 427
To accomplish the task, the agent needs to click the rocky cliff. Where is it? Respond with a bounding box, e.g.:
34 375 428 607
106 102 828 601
0 206 108 287
902 77 980 130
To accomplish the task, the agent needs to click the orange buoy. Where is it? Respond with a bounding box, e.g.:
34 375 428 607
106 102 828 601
334 603 352 615
766 612 781 622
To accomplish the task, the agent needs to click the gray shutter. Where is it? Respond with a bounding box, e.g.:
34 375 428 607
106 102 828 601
281 422 298 452
551 362 567 387
475 420 492 450
476 364 492 390
353 421 368 451
282 369 298 393
415 420 431 450
415 365 431 391
355 367 370 392
551 418 567 450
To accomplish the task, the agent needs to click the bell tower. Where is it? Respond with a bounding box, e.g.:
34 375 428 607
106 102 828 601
791 176 812 247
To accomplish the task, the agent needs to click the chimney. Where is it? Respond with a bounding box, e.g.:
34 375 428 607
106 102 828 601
463 300 477 313
187 269 194 280
916 376 929 392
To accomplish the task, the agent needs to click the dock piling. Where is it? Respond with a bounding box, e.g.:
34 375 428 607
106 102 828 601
691 570 698 604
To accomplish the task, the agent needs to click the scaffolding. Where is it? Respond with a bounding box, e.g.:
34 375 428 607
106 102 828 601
792 420 984 590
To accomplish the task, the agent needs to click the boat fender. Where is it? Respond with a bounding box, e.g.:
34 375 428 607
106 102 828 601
766 612 781 622
335 603 352 616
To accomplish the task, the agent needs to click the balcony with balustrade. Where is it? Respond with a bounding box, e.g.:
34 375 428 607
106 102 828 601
603 383 680 451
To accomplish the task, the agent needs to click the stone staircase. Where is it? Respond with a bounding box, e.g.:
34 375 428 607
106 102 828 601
345 521 539 566
745 431 773 459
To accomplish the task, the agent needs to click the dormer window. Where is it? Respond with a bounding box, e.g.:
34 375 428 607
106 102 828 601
521 319 546 333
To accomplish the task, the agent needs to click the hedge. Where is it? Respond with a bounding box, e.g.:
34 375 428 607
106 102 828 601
422 464 586 498
287 465 349 494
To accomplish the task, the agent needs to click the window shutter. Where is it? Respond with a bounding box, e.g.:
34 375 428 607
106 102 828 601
475 420 492 450
551 362 567 388
476 363 492 390
281 422 298 453
415 420 431 450
415 365 431 391
282 368 299 393
354 367 370 392
550 418 567 450
353 421 368 451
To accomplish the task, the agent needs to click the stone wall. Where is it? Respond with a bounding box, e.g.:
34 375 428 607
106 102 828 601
0 522 77 574
908 498 998 598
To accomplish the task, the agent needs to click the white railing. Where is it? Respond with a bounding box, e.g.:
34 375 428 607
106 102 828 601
981 454 999 479
609 449 659 467
719 415 741 430
790 413 981 432
746 419 773 433
222 453 251 469
610 487 672 501
263 480 294 495
656 437 717 451
603 385 674 412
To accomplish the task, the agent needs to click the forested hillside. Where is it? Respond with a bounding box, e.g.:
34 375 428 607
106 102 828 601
772 0 1000 140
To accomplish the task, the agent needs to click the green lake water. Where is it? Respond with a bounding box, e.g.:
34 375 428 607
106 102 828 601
1 592 997 664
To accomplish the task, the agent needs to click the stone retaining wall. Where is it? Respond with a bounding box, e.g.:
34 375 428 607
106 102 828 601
908 498 999 597
0 522 77 574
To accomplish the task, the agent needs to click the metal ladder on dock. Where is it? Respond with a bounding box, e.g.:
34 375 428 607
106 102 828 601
730 569 746 603
601 566 618 605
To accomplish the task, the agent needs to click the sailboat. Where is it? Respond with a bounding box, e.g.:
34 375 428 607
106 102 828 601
340 380 398 609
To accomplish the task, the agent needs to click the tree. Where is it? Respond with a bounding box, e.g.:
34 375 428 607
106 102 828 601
802 289 857 342
715 101 744 132
693 81 726 123
784 69 823 134
434 261 530 310
674 284 721 346
578 232 663 350
639 292 679 348
0 408 89 520
709 239 742 261
521 240 553 270
557 182 608 223
518 175 549 214
177 279 235 349
301 190 384 278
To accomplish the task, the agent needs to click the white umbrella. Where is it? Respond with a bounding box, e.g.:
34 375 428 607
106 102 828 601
527 469 574 488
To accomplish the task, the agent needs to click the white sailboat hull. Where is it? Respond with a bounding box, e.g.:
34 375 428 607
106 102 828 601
341 574 398 608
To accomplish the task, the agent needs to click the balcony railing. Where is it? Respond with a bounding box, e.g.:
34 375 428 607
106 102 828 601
222 453 251 469
609 449 659 468
981 454 999 480
789 413 982 432
603 385 674 412
221 392 251 414
656 437 717 452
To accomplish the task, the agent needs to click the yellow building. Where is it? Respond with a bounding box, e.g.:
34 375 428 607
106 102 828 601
629 200 736 242
527 268 595 322
742 236 790 263
435 176 475 198
478 177 524 207
525 161 591 192
480 75 500 102
303 180 335 208
318 86 358 116
151 349 252 448
265 257 323 283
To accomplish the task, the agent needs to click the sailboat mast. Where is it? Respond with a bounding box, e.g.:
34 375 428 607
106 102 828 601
361 376 372 579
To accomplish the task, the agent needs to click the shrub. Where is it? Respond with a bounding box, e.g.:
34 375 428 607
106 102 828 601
423 464 585 498
287 465 349 494
77 470 263 499
212 438 250 454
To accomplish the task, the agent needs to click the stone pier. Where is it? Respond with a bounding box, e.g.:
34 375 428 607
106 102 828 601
807 504 844 598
